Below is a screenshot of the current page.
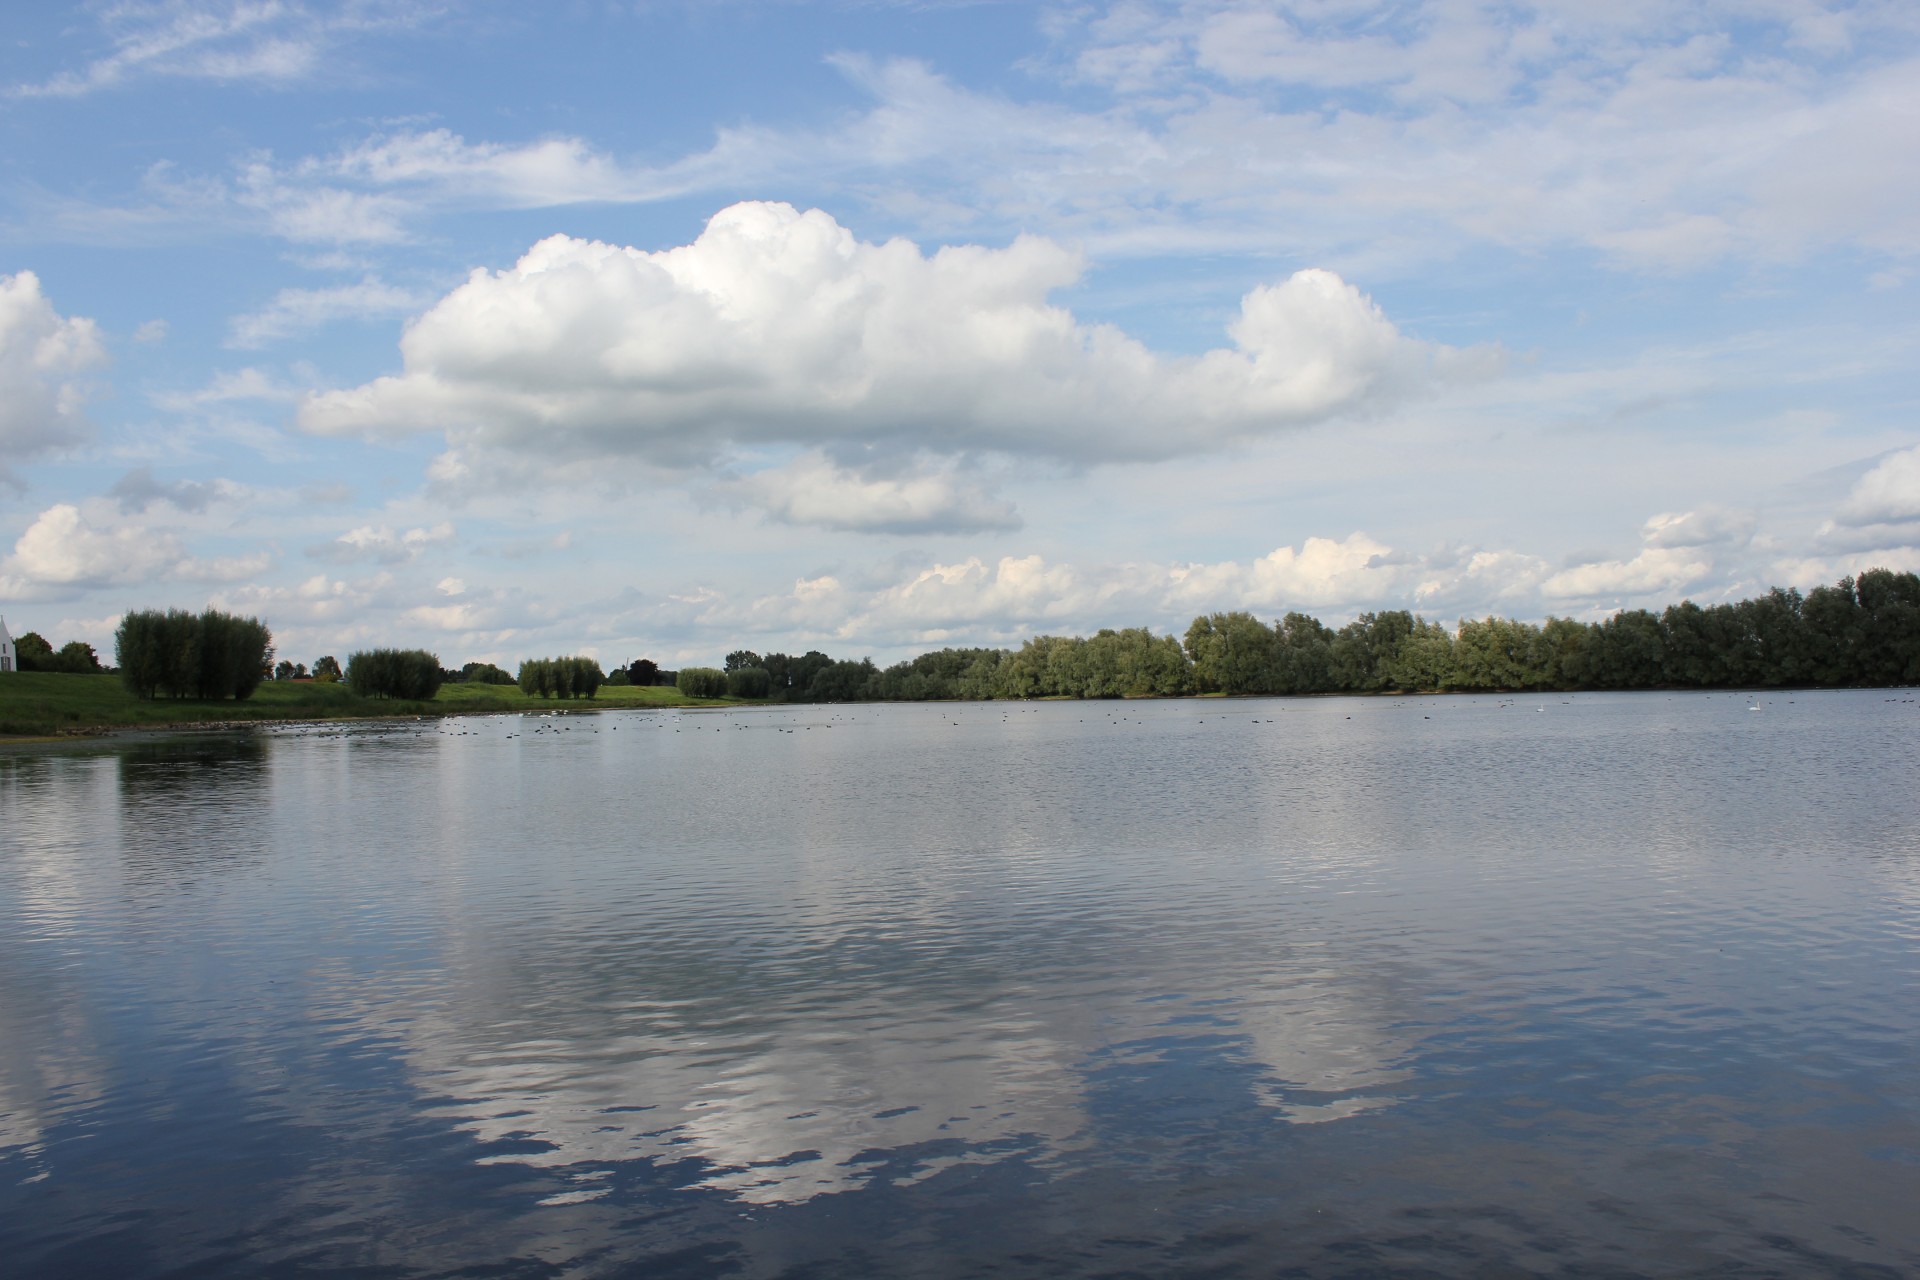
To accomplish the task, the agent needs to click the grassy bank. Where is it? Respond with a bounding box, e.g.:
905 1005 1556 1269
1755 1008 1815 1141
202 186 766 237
0 672 739 739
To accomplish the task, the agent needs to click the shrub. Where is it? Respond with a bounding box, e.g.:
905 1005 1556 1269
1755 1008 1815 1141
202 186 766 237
461 661 515 685
676 666 728 698
727 666 772 698
346 648 444 700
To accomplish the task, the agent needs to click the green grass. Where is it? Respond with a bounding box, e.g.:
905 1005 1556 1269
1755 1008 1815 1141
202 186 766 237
0 672 741 739
430 681 729 711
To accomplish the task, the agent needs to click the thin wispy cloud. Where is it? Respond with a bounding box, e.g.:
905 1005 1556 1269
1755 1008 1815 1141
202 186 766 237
10 0 442 99
228 277 423 348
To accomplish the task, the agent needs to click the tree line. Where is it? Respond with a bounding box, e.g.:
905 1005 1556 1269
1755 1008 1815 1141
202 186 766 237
669 568 1920 702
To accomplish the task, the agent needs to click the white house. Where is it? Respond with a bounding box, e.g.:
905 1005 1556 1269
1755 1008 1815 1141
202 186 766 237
0 616 14 673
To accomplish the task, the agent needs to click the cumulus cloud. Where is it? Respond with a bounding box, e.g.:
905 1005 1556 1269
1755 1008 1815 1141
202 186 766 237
1522 505 1759 603
307 521 455 565
1834 445 1920 527
1640 507 1757 549
722 453 1021 535
1807 445 1920 555
227 276 422 348
0 272 106 473
716 532 1557 652
0 503 268 598
301 202 1482 471
1541 547 1713 602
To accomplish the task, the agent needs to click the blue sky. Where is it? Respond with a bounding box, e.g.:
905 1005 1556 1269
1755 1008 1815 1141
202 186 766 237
2 0 1918 669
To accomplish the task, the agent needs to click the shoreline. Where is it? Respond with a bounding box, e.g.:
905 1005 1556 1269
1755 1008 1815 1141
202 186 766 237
5 682 1900 751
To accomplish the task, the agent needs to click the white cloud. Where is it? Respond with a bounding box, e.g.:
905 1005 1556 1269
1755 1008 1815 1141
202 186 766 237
300 202 1481 470
40 6 1920 275
10 1 437 99
0 502 267 597
714 534 1552 653
151 365 303 411
1641 507 1757 549
308 521 455 565
227 276 422 347
722 453 1021 535
1835 444 1920 527
321 128 684 207
1033 2 1920 266
2 504 183 589
0 272 106 471
1541 547 1714 602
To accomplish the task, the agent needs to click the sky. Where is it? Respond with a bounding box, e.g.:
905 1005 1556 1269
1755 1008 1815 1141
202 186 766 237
2 0 1918 671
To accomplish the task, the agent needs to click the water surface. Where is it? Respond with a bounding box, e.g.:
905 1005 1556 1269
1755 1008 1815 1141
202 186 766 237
3 691 1917 1276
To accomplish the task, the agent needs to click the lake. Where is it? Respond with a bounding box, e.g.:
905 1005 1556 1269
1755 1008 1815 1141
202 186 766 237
2 690 1917 1277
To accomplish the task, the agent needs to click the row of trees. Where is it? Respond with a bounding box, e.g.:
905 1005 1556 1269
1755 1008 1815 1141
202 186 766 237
517 656 606 699
7 629 105 674
680 568 1920 702
1176 569 1920 694
116 609 274 701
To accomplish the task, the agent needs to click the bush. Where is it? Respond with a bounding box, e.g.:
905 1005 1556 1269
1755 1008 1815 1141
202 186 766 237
727 666 772 698
346 648 445 700
460 661 515 685
116 608 273 701
676 666 728 698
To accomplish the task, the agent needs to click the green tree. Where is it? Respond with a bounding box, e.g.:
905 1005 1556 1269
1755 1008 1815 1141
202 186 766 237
676 667 728 698
1854 568 1920 684
1537 617 1595 688
1381 618 1455 690
13 631 54 671
346 649 444 699
1590 610 1665 688
1451 617 1543 689
1272 612 1335 693
727 666 772 698
1328 611 1415 691
114 609 270 700
1183 612 1278 694
50 640 104 674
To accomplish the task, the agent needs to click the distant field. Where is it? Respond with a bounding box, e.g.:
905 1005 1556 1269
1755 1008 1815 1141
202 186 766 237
0 672 736 739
